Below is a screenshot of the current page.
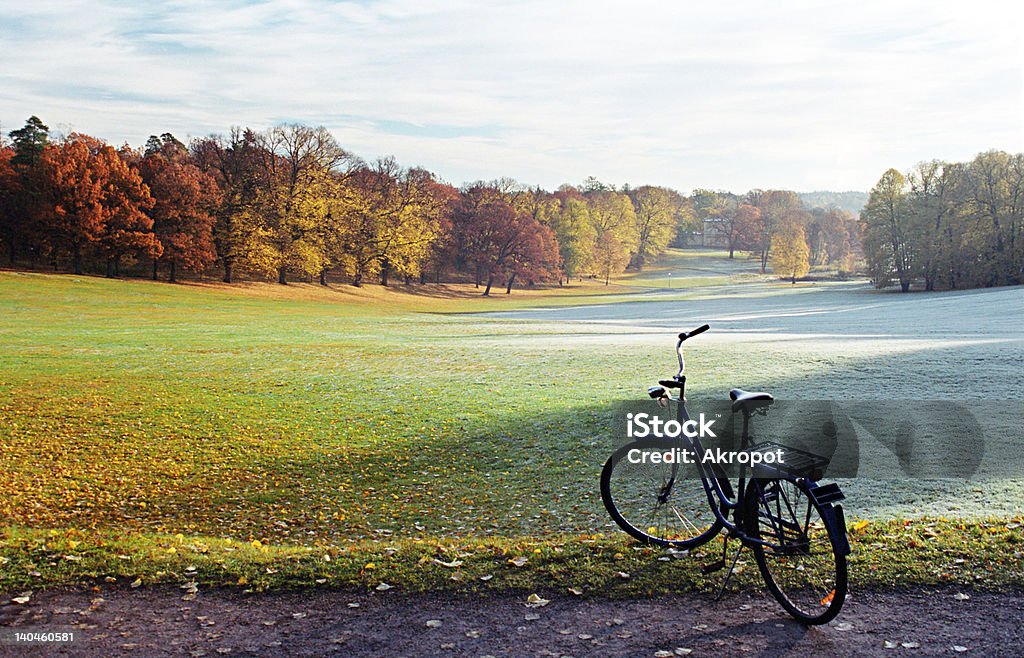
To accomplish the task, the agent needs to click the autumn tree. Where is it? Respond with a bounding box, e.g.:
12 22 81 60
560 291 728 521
414 179 459 285
255 124 352 284
770 221 810 283
585 189 637 282
0 147 20 265
501 214 559 294
338 159 451 286
861 169 915 291
747 189 804 273
591 230 630 285
137 135 221 282
627 185 681 269
547 189 594 283
453 185 560 295
961 151 1024 287
692 190 764 258
726 203 764 259
39 133 158 276
904 161 960 290
190 129 266 283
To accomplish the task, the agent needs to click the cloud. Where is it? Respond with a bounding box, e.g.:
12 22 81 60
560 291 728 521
2 0 1021 192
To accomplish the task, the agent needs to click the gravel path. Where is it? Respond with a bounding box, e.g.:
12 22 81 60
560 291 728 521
3 585 1021 657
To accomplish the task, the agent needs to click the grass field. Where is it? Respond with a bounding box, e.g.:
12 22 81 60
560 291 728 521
1 253 1022 593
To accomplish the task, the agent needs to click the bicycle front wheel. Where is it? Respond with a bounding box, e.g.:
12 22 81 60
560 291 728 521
600 440 727 549
743 479 848 625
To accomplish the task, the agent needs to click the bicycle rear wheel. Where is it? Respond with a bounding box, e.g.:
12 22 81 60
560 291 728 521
600 440 728 549
743 479 847 624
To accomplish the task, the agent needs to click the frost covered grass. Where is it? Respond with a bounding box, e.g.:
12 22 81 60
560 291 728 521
1 258 1022 592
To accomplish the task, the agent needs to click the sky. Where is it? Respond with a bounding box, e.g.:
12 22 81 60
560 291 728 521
2 0 1022 194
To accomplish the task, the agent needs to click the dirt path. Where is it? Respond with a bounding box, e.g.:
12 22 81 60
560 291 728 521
2 585 1021 657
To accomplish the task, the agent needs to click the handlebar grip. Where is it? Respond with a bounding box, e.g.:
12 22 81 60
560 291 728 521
678 324 710 341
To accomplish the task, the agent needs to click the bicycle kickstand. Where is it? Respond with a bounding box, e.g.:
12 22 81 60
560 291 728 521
713 535 746 601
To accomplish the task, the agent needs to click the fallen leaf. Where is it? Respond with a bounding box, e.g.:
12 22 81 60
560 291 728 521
433 558 463 568
375 582 392 591
901 642 920 649
130 578 142 589
568 587 583 596
675 650 693 656
952 646 968 653
525 593 550 608
479 574 493 581
11 595 31 605
953 593 970 601
425 619 442 628
508 556 528 567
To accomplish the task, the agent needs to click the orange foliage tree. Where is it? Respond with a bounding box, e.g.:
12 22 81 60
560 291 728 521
40 134 158 276
137 135 221 282
454 185 561 295
0 147 20 265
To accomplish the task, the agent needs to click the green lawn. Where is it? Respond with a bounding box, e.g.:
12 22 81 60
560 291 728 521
1 265 1021 593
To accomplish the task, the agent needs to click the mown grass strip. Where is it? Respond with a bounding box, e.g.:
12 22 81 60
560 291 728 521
2 519 1020 597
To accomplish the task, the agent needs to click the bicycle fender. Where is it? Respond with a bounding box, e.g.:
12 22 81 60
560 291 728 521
822 503 851 557
805 480 851 557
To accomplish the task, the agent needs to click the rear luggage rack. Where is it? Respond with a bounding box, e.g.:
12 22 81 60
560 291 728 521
743 441 830 481
808 482 846 505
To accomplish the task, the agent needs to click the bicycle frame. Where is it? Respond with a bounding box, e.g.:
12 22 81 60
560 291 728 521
664 380 849 556
670 378 762 543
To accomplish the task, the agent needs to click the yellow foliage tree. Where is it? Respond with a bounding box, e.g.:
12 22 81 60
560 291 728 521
770 221 810 283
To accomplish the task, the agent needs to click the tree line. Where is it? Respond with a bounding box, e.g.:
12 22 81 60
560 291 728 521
687 188 862 282
861 151 1024 291
0 115 895 293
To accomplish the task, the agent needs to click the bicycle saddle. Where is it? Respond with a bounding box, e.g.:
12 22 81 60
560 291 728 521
729 388 774 412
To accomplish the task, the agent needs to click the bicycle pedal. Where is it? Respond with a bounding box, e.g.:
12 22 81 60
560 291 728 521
702 559 726 574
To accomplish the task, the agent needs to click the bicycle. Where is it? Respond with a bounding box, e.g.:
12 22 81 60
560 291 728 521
600 324 851 624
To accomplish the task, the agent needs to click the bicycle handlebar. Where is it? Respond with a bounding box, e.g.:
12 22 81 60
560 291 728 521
674 324 709 379
678 324 710 342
